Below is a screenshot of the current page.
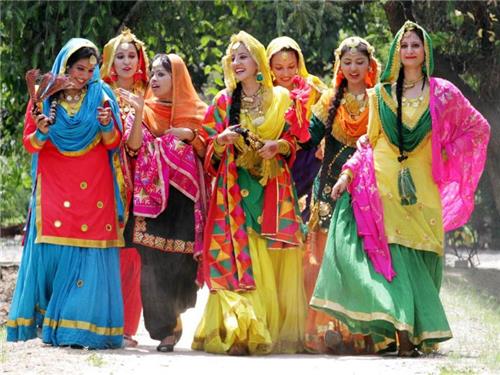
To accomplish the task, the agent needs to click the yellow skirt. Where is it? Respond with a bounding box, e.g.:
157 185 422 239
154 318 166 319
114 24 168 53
192 230 306 354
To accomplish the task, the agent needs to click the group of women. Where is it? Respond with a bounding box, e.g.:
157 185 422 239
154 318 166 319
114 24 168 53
7 21 490 358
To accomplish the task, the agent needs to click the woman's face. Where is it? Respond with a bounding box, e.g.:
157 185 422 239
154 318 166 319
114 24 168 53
231 42 258 84
113 42 139 80
67 58 96 90
399 31 425 69
150 59 172 100
270 50 299 90
339 50 370 86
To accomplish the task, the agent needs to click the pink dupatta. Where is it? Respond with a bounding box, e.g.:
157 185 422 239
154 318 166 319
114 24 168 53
121 115 208 256
344 78 490 281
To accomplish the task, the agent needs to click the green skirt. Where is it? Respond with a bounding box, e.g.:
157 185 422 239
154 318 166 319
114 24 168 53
310 193 452 351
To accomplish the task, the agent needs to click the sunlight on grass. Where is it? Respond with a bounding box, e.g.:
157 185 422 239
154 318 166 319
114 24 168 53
87 352 106 367
441 269 500 373
0 326 7 363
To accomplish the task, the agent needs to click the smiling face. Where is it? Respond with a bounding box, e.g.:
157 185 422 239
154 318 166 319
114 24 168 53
399 30 425 70
67 58 96 90
339 49 370 86
270 50 299 90
150 58 172 100
113 42 139 80
231 42 258 84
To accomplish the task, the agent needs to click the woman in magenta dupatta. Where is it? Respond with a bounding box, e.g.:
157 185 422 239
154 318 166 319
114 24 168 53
310 21 490 356
118 53 209 352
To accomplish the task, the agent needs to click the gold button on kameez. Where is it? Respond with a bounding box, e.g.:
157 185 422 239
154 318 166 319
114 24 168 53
97 201 104 209
80 181 88 190
240 189 249 198
54 220 62 228
81 224 88 232
63 201 71 208
105 224 112 232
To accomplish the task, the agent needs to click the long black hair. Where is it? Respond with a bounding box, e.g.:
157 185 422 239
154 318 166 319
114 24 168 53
229 82 242 126
396 27 426 163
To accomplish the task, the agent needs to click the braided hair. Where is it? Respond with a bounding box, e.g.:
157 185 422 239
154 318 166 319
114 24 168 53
229 82 242 126
325 78 347 132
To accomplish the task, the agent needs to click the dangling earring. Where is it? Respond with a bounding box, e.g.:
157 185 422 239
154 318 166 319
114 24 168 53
256 71 264 83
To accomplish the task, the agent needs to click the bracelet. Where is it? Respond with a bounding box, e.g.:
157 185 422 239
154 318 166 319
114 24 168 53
339 170 352 183
35 129 49 142
187 128 198 144
277 140 290 156
124 143 140 158
100 121 114 133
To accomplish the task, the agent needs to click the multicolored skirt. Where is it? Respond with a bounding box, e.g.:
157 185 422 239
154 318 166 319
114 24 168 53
310 193 452 351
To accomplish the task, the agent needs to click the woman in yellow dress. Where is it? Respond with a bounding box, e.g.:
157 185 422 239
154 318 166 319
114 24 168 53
192 31 306 355
311 21 490 356
266 37 326 221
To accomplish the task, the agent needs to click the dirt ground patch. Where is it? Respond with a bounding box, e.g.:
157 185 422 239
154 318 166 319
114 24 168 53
1 254 500 374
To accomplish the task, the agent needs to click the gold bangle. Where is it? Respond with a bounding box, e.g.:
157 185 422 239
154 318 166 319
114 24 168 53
277 139 290 156
187 128 198 144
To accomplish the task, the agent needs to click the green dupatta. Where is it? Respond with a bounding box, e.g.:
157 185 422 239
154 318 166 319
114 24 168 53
378 21 434 205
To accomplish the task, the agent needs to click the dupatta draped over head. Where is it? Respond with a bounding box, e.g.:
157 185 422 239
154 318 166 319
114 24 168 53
343 21 490 281
36 38 125 223
266 36 327 142
201 31 303 291
124 53 208 256
101 28 149 90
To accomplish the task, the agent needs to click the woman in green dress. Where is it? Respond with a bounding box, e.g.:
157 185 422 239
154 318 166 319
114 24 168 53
310 21 490 356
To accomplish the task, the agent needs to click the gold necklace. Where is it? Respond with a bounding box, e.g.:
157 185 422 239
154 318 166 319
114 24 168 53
341 91 367 118
241 86 265 126
403 75 424 89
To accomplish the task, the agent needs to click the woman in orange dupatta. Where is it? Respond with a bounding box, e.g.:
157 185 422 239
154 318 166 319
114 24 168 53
118 53 209 352
300 37 380 354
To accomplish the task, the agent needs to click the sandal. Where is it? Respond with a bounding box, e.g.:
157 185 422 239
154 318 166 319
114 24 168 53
228 343 249 356
324 330 344 353
157 335 176 353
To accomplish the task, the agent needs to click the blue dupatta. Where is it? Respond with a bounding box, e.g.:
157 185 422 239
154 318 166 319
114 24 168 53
31 38 125 222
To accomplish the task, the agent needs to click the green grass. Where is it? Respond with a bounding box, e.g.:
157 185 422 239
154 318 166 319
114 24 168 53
441 268 500 373
0 326 7 363
86 352 106 367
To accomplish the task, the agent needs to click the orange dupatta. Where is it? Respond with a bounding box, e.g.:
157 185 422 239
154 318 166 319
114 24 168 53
143 54 207 137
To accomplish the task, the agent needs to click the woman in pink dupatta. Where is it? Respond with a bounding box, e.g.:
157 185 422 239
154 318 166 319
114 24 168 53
310 21 490 357
118 53 209 352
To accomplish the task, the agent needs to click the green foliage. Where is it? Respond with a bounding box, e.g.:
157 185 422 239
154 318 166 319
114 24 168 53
0 1 498 240
0 132 31 227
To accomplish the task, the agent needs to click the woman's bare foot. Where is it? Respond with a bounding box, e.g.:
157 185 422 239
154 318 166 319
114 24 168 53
123 335 138 348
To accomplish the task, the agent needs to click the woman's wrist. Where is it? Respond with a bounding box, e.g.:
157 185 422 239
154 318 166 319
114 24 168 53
35 129 49 142
99 121 114 133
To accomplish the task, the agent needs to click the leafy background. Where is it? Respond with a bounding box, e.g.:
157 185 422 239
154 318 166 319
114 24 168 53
1 0 499 250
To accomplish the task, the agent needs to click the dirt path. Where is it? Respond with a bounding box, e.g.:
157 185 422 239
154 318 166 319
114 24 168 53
1 253 499 374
